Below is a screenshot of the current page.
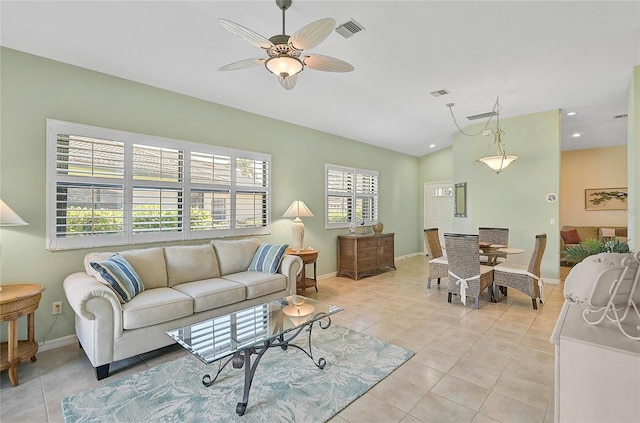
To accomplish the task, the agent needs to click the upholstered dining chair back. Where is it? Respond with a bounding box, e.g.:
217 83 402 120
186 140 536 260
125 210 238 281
444 233 494 308
424 228 448 288
493 233 547 309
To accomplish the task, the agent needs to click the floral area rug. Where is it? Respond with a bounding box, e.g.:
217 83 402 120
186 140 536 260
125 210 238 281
62 325 413 422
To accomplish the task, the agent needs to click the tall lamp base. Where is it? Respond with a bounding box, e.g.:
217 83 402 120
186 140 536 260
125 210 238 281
291 218 305 251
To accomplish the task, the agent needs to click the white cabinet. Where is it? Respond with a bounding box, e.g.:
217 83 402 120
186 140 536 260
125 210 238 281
550 301 640 422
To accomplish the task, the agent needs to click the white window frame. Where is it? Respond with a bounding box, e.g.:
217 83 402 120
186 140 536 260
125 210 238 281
46 119 271 250
325 163 379 229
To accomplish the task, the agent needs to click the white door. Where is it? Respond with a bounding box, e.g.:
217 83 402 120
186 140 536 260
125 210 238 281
424 182 454 254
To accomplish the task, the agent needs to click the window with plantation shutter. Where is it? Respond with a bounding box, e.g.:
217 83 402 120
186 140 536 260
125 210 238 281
53 131 126 248
190 151 232 231
235 156 269 233
356 170 378 224
46 119 271 250
325 164 378 229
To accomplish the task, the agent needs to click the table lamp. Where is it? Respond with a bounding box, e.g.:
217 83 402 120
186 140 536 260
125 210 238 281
282 200 314 251
0 199 29 292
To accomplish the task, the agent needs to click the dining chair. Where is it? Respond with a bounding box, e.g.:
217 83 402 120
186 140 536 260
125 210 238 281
493 233 547 309
424 228 448 289
479 227 509 265
444 233 494 309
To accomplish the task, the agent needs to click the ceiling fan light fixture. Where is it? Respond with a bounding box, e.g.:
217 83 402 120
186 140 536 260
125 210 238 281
265 55 303 78
218 0 353 90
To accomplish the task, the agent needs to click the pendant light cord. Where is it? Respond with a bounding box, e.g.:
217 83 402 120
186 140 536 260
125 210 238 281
447 97 502 137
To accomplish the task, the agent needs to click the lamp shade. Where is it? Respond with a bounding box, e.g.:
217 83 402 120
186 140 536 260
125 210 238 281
282 201 314 218
0 199 28 226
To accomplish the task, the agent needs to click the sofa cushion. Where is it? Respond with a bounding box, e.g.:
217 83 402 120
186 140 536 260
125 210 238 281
173 278 246 313
90 254 145 303
121 287 193 330
600 227 616 238
212 238 261 275
248 243 288 273
560 228 581 244
222 271 287 299
120 247 168 289
164 244 221 287
85 248 168 289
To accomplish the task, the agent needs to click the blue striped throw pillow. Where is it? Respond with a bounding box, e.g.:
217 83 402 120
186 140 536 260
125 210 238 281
90 254 145 303
247 243 289 274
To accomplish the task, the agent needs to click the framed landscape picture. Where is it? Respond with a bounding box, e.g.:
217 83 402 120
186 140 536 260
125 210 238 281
585 188 628 211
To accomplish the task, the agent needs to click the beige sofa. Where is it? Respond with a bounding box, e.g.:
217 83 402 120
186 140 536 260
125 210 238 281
560 225 628 264
63 238 302 380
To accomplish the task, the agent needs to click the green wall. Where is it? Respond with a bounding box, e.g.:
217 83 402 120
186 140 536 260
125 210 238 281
452 110 561 279
417 146 454 232
628 66 640 251
0 48 421 343
418 146 454 183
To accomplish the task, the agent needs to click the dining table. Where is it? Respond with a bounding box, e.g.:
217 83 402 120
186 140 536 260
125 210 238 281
479 242 525 266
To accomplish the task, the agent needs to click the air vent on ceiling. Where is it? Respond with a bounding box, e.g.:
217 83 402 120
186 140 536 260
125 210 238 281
430 89 450 97
466 111 497 121
613 114 628 119
335 19 365 38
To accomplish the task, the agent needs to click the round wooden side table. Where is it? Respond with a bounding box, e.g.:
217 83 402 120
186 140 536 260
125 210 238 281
285 248 319 295
0 283 44 386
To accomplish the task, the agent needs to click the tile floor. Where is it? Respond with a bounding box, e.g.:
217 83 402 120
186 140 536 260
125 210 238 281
1 256 569 423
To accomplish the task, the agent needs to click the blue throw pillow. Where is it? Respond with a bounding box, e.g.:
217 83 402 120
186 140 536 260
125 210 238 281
90 254 145 303
247 243 289 274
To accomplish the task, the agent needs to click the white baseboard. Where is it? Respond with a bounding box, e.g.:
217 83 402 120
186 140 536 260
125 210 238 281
39 334 77 352
397 252 423 260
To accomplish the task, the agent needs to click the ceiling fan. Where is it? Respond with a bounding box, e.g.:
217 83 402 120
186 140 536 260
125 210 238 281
217 0 354 90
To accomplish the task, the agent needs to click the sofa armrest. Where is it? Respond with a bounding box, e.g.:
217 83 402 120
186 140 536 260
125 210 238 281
63 272 124 338
279 254 303 295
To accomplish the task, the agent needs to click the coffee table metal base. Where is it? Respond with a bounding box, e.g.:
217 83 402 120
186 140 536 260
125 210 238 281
202 313 332 416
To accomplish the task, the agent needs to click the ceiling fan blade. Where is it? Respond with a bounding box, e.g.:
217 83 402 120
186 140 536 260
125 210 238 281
218 58 266 71
303 54 354 72
218 18 274 49
278 75 298 90
289 18 335 51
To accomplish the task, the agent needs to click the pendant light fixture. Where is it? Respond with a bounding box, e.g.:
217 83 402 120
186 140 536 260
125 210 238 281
447 97 518 174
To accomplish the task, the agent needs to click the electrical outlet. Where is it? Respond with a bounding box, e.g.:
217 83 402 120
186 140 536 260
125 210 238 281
52 301 62 315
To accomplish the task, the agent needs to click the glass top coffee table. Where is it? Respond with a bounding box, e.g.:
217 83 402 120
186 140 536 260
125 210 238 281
166 295 343 416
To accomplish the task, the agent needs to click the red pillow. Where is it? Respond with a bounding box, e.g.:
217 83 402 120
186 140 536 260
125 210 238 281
561 229 581 244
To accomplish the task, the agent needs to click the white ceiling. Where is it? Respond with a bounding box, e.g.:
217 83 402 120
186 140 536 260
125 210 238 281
1 1 639 156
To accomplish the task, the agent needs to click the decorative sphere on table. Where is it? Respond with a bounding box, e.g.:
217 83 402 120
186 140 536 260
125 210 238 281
372 221 383 234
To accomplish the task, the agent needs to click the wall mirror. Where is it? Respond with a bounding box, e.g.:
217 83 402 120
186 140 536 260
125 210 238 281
454 182 467 218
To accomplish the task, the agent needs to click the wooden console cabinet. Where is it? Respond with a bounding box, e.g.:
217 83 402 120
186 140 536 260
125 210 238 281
337 233 395 280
